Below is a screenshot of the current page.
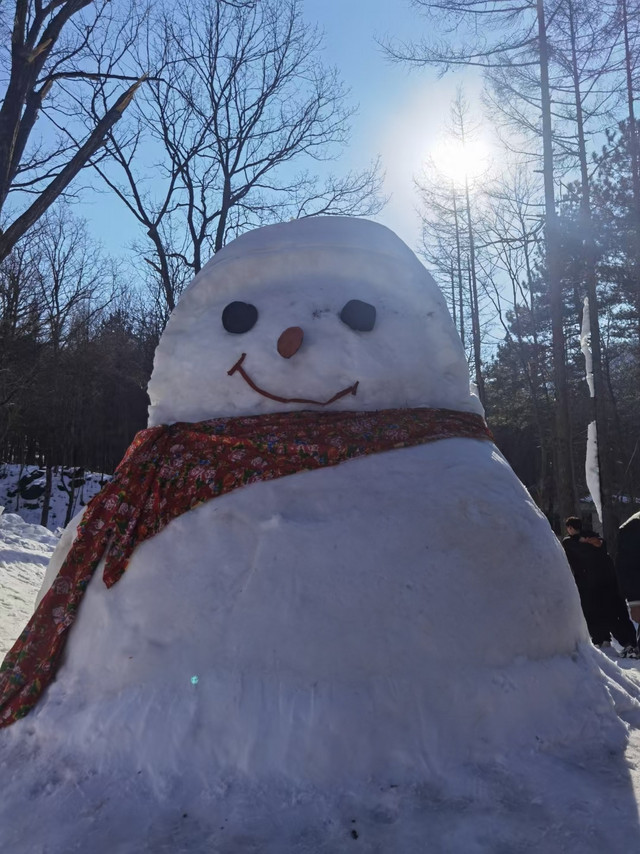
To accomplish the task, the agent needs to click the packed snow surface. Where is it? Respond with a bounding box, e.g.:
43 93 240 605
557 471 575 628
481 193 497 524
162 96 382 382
2 217 640 852
0 511 57 658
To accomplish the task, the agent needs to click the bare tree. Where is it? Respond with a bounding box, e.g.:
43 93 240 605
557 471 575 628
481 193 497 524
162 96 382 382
385 0 576 524
480 165 558 505
417 172 468 345
27 204 120 525
90 0 384 313
34 205 117 352
607 0 640 338
416 89 490 402
0 0 147 262
0 233 42 447
549 0 624 541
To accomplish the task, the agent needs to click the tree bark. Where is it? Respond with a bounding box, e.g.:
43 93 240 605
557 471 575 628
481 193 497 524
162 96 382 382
621 0 640 343
537 0 576 524
464 177 485 405
567 0 613 542
40 463 52 529
452 189 466 345
0 77 144 263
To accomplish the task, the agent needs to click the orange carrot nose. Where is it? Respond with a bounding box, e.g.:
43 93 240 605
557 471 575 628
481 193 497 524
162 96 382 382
277 326 303 358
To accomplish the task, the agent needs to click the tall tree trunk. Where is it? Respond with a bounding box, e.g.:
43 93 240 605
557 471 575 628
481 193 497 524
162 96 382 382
64 470 78 527
537 0 576 526
450 260 458 328
452 189 466 345
15 462 24 513
508 272 550 512
464 176 485 405
567 0 613 542
621 0 640 343
40 462 52 529
146 227 176 313
214 180 232 253
0 77 144 263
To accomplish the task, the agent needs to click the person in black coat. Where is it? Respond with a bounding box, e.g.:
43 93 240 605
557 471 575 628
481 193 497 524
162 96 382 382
562 516 638 655
615 510 640 645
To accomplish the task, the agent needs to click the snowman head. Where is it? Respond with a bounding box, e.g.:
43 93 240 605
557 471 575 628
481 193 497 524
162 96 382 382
147 217 481 425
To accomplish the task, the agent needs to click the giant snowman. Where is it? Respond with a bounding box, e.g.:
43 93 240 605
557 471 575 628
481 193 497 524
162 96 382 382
1 217 640 852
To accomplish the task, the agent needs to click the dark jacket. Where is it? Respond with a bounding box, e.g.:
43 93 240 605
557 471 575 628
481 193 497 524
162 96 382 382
616 512 640 602
564 531 637 646
562 534 609 595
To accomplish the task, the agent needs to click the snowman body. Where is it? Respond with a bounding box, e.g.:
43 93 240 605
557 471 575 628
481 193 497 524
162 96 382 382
31 437 591 784
1 217 637 853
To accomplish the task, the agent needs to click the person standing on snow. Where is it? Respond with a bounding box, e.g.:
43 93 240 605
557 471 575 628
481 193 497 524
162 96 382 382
562 516 638 657
615 511 640 648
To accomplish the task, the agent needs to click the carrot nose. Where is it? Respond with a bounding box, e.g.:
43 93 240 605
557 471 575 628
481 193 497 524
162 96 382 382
277 326 304 358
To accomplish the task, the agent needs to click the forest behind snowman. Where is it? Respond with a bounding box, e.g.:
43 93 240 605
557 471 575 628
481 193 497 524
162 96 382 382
1 0 640 540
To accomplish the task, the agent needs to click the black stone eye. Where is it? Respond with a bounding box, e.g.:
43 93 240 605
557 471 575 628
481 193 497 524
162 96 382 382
222 301 258 334
340 299 376 332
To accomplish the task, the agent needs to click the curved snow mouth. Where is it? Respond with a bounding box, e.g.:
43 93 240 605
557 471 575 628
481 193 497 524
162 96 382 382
227 353 359 406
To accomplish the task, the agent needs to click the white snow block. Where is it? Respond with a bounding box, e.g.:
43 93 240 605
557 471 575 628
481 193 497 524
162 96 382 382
2 217 640 853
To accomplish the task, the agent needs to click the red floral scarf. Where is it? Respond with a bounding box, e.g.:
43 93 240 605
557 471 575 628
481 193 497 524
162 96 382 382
0 406 491 727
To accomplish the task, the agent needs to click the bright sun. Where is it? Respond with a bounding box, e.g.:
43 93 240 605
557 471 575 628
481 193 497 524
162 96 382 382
430 137 490 186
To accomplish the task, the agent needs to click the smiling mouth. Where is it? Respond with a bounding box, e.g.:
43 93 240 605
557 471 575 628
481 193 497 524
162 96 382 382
227 353 359 406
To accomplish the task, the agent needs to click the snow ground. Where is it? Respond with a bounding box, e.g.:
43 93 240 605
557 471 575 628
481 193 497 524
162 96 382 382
0 510 57 657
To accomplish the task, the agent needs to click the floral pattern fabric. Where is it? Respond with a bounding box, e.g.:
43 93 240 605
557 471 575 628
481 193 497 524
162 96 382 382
0 406 492 727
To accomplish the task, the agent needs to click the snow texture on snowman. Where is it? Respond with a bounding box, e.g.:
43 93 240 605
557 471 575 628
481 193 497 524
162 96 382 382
1 216 640 853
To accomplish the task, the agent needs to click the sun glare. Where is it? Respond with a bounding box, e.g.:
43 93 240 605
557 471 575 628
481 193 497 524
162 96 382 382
430 137 490 186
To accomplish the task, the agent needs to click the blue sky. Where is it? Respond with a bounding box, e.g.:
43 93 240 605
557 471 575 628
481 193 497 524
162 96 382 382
79 1 483 266
302 0 483 251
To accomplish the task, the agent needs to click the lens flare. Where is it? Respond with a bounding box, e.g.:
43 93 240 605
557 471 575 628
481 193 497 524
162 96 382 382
430 137 490 185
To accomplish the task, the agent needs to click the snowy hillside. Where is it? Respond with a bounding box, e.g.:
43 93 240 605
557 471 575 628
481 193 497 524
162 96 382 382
0 510 57 658
0 463 109 657
0 463 109 532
